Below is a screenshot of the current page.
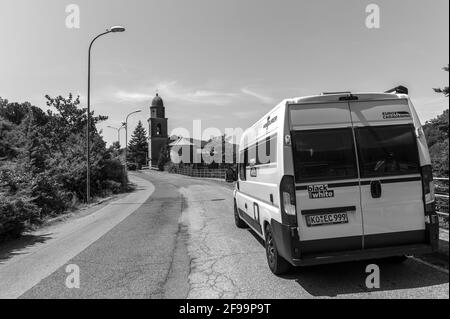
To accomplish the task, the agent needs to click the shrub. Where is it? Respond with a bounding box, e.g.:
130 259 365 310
101 159 127 186
102 180 122 194
166 162 178 173
0 195 40 240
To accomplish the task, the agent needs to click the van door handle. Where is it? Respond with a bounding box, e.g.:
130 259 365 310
370 180 382 198
245 203 247 209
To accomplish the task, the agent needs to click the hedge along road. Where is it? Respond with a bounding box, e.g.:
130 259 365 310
0 170 448 298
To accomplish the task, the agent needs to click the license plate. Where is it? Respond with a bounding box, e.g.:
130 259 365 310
306 212 349 227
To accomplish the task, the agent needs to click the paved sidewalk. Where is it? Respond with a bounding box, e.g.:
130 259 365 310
0 173 154 299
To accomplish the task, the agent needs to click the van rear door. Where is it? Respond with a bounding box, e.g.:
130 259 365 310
349 99 426 248
290 102 363 254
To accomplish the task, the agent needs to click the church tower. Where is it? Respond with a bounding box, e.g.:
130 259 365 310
148 93 168 168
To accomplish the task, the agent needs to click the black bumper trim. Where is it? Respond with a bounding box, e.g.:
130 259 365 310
291 244 433 266
269 220 435 266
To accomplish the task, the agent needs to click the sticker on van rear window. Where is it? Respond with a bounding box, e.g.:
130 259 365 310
382 111 410 119
307 184 334 199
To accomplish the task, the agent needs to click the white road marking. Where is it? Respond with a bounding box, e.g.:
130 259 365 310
0 174 154 299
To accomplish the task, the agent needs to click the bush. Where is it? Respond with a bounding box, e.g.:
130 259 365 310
101 159 127 186
0 195 40 240
0 94 134 239
127 162 137 171
166 162 178 173
102 180 122 194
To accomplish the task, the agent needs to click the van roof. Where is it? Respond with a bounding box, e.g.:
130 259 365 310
286 92 409 105
239 92 412 146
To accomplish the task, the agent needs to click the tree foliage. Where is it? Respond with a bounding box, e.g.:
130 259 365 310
433 65 449 97
424 65 449 177
127 121 148 169
0 94 126 239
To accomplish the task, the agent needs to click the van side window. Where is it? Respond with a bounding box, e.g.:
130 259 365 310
291 128 357 183
258 134 277 165
355 125 420 177
250 134 277 166
239 149 247 181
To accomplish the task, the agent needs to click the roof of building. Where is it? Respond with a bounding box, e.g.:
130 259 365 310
168 137 208 148
151 93 164 108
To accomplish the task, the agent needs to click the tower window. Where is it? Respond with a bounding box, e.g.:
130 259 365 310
156 123 162 135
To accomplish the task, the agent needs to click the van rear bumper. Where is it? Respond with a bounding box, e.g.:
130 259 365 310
270 220 437 267
291 243 434 266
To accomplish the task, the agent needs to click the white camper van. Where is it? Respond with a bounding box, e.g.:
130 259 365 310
233 86 439 275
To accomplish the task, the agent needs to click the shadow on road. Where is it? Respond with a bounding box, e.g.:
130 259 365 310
0 233 53 264
246 228 448 297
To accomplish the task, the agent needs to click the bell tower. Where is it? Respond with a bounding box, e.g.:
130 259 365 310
148 93 168 168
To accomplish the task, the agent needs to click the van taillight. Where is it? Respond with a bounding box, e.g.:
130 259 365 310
421 165 435 206
280 175 297 225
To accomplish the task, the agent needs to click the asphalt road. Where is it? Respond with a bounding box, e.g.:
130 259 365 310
0 171 448 299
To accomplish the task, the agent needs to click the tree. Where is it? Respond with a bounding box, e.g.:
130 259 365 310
0 94 128 238
433 65 449 97
127 121 148 169
157 143 169 171
424 65 449 177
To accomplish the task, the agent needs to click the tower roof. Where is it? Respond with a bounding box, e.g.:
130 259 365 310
151 93 164 107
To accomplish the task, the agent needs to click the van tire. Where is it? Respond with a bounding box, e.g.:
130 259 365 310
264 224 291 275
234 201 247 228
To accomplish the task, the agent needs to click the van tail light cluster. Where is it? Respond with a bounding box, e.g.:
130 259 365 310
421 165 435 210
280 175 297 225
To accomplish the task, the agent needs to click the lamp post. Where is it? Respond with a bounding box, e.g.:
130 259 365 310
107 124 125 146
86 25 125 204
124 110 142 174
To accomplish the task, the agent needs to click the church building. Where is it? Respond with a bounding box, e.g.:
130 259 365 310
147 93 168 168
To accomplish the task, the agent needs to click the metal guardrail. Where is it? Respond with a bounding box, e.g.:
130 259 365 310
169 167 228 179
434 177 449 229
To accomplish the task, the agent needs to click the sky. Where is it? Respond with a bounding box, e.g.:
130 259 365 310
0 0 448 146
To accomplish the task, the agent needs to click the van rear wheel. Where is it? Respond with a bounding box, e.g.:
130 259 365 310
234 201 247 228
265 224 290 275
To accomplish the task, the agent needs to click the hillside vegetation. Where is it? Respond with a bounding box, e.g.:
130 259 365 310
0 94 127 239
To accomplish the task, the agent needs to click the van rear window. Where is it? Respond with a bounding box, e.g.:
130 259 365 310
291 128 358 183
355 125 420 177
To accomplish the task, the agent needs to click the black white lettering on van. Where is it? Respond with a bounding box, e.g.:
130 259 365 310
307 184 335 199
382 111 410 119
263 116 278 130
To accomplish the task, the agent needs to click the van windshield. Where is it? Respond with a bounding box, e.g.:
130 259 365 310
291 128 358 183
355 125 420 177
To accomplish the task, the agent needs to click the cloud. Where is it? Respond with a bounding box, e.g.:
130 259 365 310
241 87 274 104
114 81 238 106
114 81 277 107
115 91 153 102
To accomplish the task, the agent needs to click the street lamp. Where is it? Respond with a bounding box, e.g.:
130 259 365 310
86 25 125 204
107 124 125 146
124 110 142 174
